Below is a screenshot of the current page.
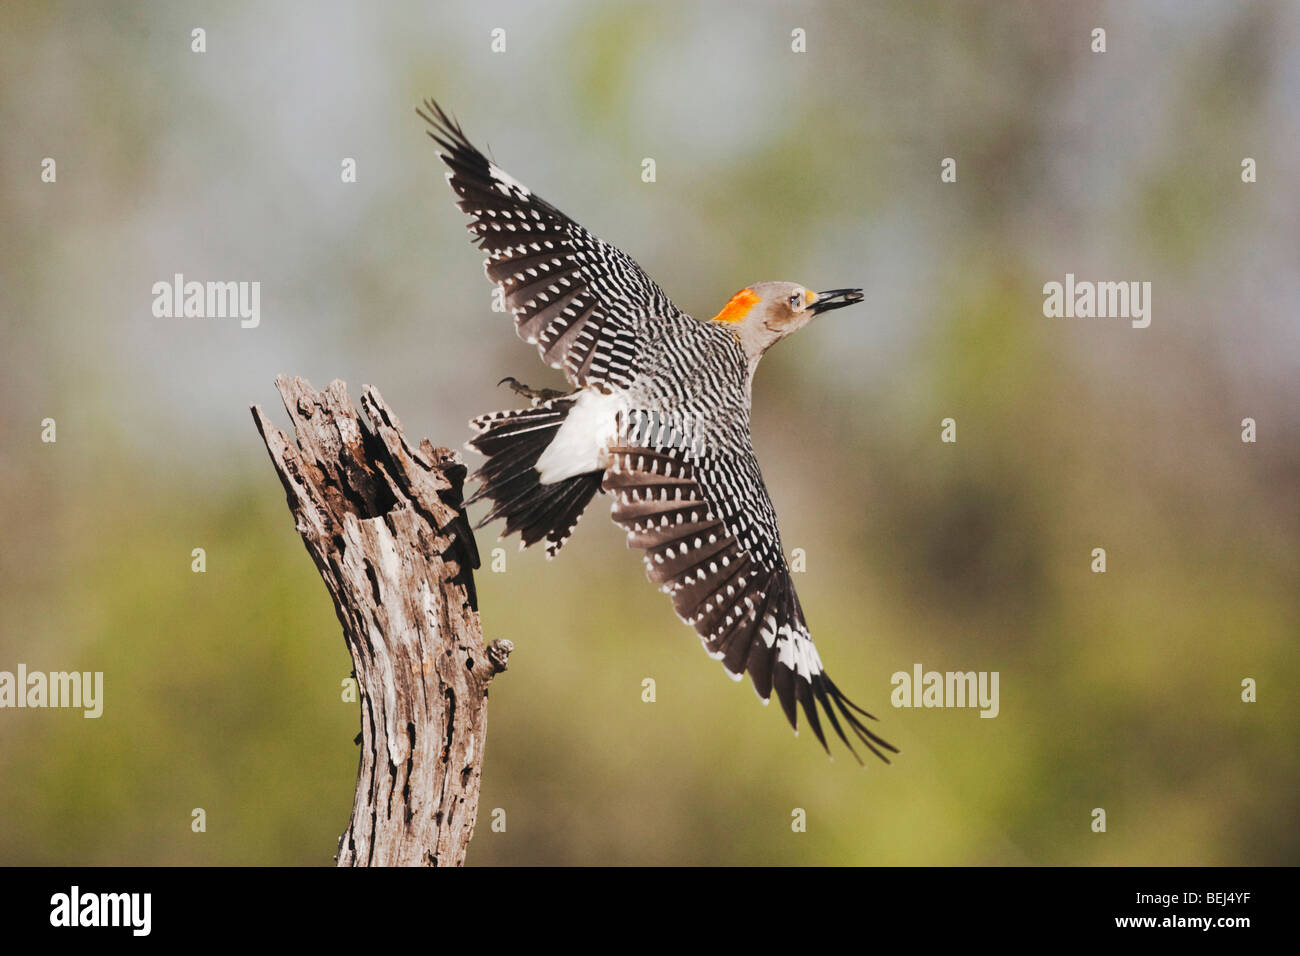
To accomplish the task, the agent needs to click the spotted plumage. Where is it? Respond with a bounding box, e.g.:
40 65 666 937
420 99 894 763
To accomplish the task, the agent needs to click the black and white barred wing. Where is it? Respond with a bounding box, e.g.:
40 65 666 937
602 445 897 763
419 100 685 391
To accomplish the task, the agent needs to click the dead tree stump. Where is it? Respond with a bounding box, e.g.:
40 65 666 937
251 375 508 867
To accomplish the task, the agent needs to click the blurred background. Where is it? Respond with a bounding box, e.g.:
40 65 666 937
1 0 1297 865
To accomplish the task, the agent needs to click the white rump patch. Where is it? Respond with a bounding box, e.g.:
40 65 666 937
535 389 626 484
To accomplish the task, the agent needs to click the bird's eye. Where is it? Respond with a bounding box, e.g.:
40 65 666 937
789 292 802 310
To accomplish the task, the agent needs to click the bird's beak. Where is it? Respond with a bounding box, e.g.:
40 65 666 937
810 288 864 315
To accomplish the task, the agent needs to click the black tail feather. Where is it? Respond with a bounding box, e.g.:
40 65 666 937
467 400 602 558
822 675 898 764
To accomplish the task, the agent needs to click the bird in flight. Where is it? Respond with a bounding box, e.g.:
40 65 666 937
418 100 896 764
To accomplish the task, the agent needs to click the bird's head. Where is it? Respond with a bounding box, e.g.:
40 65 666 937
709 281 864 364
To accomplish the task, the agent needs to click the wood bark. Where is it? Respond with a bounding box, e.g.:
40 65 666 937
251 375 508 867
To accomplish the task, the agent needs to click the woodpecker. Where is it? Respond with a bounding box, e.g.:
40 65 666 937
419 100 896 764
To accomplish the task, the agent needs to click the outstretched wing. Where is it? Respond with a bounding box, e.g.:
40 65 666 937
602 442 897 763
418 100 686 391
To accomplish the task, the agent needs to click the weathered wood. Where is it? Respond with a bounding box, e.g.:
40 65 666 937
251 375 508 867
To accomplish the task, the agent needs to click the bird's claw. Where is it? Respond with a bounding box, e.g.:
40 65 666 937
497 376 570 403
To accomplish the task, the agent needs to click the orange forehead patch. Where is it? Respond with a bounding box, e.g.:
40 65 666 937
710 288 761 324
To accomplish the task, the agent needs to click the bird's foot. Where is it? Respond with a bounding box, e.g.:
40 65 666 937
497 376 570 403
